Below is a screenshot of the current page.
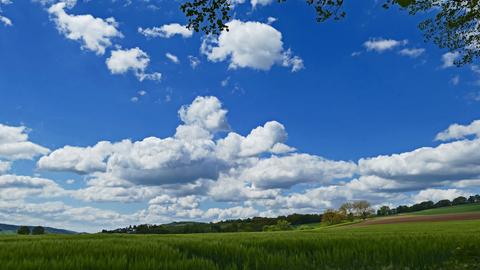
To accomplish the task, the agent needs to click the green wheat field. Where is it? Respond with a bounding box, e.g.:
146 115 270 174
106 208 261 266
1 219 479 270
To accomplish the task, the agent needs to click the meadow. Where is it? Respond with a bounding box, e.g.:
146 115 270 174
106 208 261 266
1 220 479 270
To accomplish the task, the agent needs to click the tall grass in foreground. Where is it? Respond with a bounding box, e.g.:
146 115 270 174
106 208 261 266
0 220 479 270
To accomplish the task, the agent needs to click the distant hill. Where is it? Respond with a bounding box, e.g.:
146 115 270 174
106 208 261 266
0 223 77 235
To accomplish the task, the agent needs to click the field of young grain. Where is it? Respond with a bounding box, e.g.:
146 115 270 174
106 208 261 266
410 203 480 216
1 220 479 270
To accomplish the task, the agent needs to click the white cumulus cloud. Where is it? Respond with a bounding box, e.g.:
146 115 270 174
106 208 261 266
0 15 11 26
38 96 353 197
398 48 425 58
359 138 480 183
138 23 193 38
251 0 273 8
441 52 460 68
165 52 180 64
0 124 49 160
48 2 123 55
106 47 161 81
413 188 470 203
436 119 480 141
364 38 407 53
239 154 357 189
201 20 303 71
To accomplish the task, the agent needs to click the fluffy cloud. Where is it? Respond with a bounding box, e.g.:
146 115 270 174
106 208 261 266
41 134 221 186
165 52 179 64
34 0 77 8
452 179 480 188
106 48 148 74
208 174 279 202
106 136 222 186
0 161 11 174
149 194 200 210
138 23 193 38
398 48 425 58
364 38 408 53
204 206 259 221
441 52 460 68
413 188 470 203
0 174 65 200
0 124 49 160
0 0 12 26
435 119 480 141
38 141 126 174
267 17 277 24
201 20 303 71
0 15 11 26
216 121 293 159
138 199 259 222
251 0 273 7
106 48 161 81
345 175 436 194
359 138 480 183
178 96 229 132
0 200 133 232
138 194 206 221
282 49 304 72
239 154 357 189
38 96 353 195
73 185 160 203
38 97 229 185
188 55 200 69
48 2 123 55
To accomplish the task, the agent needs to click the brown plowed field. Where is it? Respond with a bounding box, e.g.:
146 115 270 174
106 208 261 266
356 212 480 226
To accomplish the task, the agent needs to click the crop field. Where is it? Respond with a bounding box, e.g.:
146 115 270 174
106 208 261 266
410 203 480 216
1 219 480 270
359 212 480 226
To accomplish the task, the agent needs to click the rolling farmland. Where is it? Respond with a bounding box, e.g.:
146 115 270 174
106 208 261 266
1 219 479 270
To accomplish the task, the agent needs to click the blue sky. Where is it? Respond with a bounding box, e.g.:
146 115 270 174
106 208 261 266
1 0 480 232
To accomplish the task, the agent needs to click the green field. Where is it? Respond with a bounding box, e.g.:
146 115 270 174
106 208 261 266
410 203 480 216
1 220 479 270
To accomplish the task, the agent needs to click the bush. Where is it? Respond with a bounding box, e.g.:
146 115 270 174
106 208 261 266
322 209 344 225
32 226 45 235
17 226 30 235
377 206 391 216
452 196 468 205
434 199 452 208
263 220 293 231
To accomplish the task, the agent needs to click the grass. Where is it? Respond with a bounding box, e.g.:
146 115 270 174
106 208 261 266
411 203 480 216
0 220 479 270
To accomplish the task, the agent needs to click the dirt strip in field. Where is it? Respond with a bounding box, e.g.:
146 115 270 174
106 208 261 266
356 212 480 226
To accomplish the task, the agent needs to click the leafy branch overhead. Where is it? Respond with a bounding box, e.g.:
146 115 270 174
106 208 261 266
180 0 480 66
180 0 231 36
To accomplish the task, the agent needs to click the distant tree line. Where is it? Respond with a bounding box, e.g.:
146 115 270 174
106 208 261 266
102 213 321 234
377 194 480 216
17 226 45 235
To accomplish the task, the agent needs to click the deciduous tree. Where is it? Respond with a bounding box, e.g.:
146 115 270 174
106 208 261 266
32 226 45 235
17 226 30 235
353 200 374 220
